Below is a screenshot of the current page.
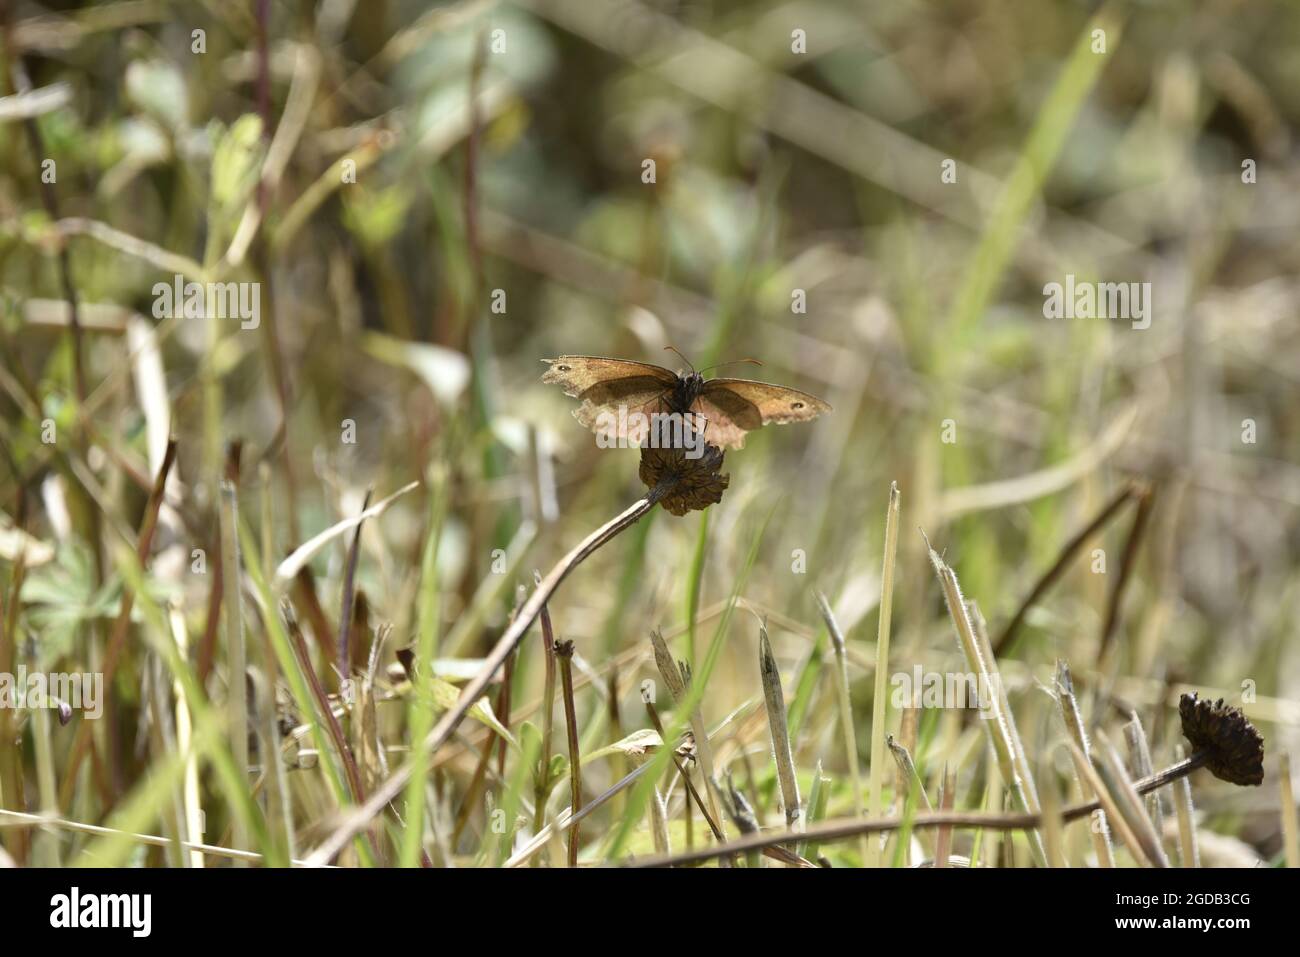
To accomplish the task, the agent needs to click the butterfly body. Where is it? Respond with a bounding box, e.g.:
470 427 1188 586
541 355 829 449
667 370 707 414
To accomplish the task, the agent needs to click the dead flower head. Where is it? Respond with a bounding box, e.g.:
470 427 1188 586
639 442 729 516
1179 692 1265 786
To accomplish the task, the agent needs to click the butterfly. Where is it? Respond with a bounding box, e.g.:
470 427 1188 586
541 349 831 449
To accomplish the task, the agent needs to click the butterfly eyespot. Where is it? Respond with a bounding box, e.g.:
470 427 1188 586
792 401 804 409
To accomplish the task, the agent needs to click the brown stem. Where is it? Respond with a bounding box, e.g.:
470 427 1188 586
631 751 1210 868
283 604 389 864
556 640 583 867
57 439 178 810
337 489 373 681
530 585 558 842
645 701 722 841
1099 483 1155 662
993 482 1137 658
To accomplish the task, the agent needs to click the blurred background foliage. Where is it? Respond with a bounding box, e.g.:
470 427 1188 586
0 0 1297 866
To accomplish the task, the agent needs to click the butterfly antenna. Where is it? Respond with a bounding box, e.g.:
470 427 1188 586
697 357 764 374
663 345 695 373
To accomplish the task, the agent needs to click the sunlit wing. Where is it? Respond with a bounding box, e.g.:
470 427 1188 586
690 393 757 450
702 378 831 425
541 356 678 397
574 387 672 444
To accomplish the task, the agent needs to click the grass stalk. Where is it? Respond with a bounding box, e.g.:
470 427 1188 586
1172 745 1199 868
1280 751 1298 868
867 481 901 866
758 620 801 845
924 536 1046 865
1123 713 1165 848
530 577 558 846
305 493 660 864
401 463 448 866
1092 731 1167 867
815 590 868 863
219 481 250 859
555 640 583 866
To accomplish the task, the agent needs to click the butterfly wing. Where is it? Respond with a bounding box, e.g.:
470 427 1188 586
694 378 831 449
542 356 679 443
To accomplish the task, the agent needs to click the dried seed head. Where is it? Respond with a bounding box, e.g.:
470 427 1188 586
638 443 729 516
1179 692 1265 786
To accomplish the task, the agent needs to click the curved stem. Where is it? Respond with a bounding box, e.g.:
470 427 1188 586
631 750 1210 868
306 494 659 865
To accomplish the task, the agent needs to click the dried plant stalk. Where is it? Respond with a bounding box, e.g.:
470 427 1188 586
1172 745 1200 867
1280 752 1298 869
758 621 801 845
867 482 901 867
815 591 868 863
924 537 1046 865
1054 661 1114 866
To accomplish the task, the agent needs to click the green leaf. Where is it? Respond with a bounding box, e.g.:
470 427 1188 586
210 114 264 214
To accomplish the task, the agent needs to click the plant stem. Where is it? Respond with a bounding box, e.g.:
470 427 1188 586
530 585 558 846
815 591 867 863
632 751 1211 867
556 640 582 866
305 493 660 864
867 481 900 866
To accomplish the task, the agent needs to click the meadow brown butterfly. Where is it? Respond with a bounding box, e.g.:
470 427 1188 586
541 348 831 449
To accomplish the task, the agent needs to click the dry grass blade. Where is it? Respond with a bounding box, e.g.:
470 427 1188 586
219 481 250 860
0 808 321 866
336 488 373 680
304 494 658 865
1280 752 1298 868
923 534 1046 865
57 438 178 810
1054 661 1114 867
1092 730 1168 867
934 765 955 867
758 619 801 842
1123 713 1165 843
887 734 932 812
273 481 418 586
1172 744 1200 868
1098 483 1155 665
815 590 868 863
649 628 726 844
993 483 1136 657
867 481 901 866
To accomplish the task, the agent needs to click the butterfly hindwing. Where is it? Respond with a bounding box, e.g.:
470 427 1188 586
575 384 672 444
689 394 755 449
